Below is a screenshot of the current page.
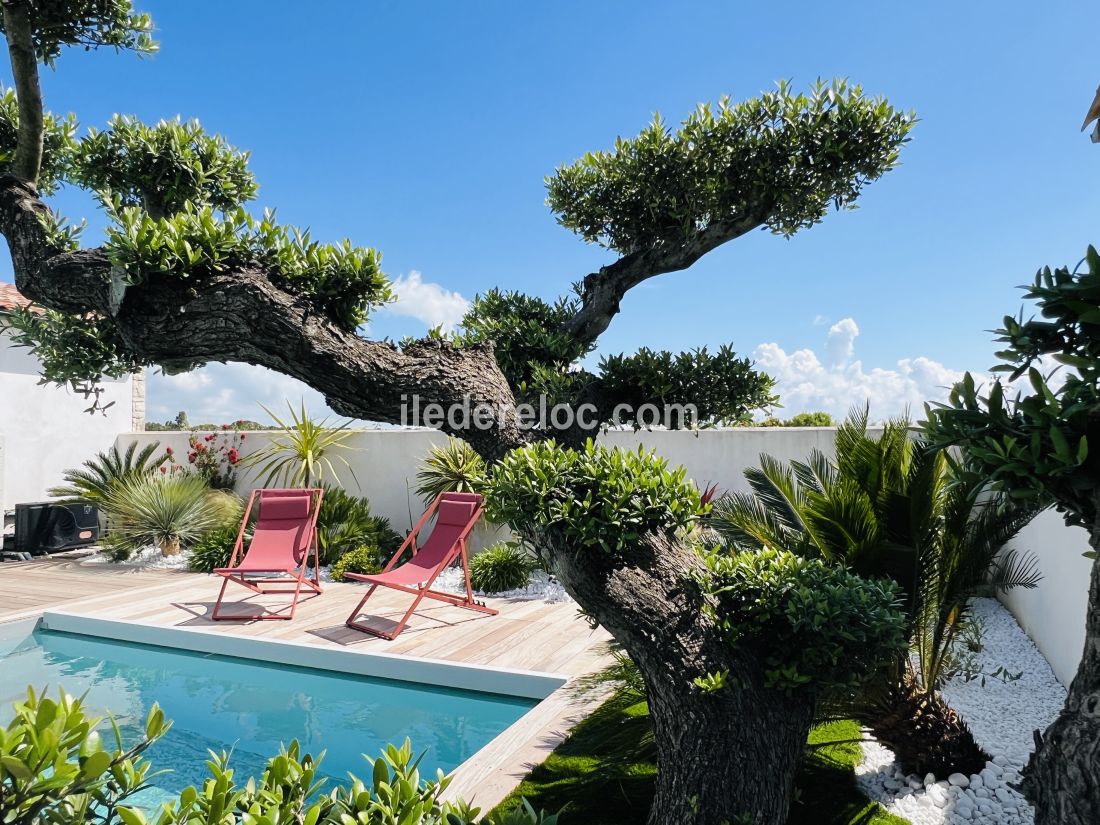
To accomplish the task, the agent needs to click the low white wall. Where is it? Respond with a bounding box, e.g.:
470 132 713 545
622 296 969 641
113 425 1092 685
0 331 135 510
998 508 1092 686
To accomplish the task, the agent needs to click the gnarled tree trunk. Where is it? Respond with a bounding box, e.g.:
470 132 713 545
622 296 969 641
1021 495 1100 824
542 532 816 825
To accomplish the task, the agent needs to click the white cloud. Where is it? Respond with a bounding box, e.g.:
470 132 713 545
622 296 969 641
754 318 969 420
383 271 470 332
825 317 859 366
146 362 335 426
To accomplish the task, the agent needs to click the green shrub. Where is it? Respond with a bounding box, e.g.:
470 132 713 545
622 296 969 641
316 485 402 565
415 438 487 501
49 440 167 505
188 524 244 573
331 544 387 582
487 440 702 556
697 546 906 694
3 685 553 825
0 687 170 823
103 474 242 555
470 543 535 593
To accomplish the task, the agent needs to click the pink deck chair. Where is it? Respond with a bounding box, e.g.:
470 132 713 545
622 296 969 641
344 491 497 639
212 488 323 621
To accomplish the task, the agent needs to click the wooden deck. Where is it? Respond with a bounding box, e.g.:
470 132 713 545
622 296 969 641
0 553 612 809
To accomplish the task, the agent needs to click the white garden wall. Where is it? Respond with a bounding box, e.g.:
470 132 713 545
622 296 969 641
0 331 136 510
113 425 1092 686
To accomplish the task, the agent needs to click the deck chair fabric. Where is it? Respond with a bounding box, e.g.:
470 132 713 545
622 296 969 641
344 491 496 639
212 488 323 621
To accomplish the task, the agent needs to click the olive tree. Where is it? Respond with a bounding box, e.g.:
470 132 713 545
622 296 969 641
924 248 1100 825
0 3 915 823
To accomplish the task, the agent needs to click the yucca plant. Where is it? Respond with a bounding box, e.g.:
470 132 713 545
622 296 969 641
103 474 242 557
49 441 167 504
414 439 487 501
711 406 1042 774
240 400 358 488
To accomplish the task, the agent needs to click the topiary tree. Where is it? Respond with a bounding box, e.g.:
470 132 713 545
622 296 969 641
923 247 1100 825
0 4 915 822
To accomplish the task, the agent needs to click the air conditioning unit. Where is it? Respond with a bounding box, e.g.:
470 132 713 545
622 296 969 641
14 502 100 556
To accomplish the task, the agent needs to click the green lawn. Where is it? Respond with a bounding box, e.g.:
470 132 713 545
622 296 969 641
491 693 908 825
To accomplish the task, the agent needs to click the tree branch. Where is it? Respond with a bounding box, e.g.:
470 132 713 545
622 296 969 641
563 213 767 346
0 175 531 459
2 0 44 184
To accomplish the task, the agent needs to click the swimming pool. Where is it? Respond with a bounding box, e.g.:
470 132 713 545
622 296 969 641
0 616 545 809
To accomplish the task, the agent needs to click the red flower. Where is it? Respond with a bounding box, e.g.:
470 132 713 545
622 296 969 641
188 452 197 463
205 434 215 442
159 466 167 474
239 433 246 441
227 449 239 465
166 446 174 455
222 423 230 430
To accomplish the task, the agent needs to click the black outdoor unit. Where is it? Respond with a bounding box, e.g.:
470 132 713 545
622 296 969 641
14 502 100 555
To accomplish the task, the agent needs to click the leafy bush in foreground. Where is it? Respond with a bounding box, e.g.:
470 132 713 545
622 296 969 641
331 544 387 581
2 687 553 825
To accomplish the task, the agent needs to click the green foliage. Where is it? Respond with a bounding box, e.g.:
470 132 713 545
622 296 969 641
74 116 257 217
103 204 390 329
187 524 242 573
711 409 1041 696
316 484 402 566
0 0 156 65
0 87 77 194
102 474 241 553
547 79 914 254
415 438 488 501
758 411 836 427
0 686 169 825
0 305 145 401
924 246 1100 531
49 440 166 504
596 345 776 428
330 544 387 581
469 542 535 593
698 546 905 693
487 440 702 556
455 289 594 390
242 401 359 488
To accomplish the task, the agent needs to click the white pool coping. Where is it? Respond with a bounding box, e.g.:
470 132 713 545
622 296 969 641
34 610 568 700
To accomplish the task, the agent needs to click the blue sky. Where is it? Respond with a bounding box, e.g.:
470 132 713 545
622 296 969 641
3 1 1098 424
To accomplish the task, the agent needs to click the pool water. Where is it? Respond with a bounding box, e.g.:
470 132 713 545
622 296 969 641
0 628 537 809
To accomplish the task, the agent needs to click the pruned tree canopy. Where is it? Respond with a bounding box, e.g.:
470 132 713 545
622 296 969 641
0 0 913 456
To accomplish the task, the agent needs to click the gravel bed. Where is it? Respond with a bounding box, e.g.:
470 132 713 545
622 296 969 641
856 598 1066 824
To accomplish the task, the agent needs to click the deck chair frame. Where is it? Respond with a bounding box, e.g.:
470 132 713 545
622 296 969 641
212 487 323 621
345 491 496 640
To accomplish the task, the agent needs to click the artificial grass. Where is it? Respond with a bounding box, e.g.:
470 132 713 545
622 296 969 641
491 693 908 825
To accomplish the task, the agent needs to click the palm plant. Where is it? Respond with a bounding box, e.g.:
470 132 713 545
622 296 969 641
316 484 402 566
414 439 487 501
240 400 358 488
49 441 167 504
103 474 241 557
711 407 1042 774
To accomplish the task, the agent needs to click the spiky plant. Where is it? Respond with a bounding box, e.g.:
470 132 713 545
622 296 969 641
711 406 1043 774
315 485 402 566
469 542 535 593
240 400 358 488
103 474 241 555
49 440 167 504
414 438 487 502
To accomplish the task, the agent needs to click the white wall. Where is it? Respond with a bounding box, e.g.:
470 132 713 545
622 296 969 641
113 425 1093 685
998 508 1092 686
0 330 135 509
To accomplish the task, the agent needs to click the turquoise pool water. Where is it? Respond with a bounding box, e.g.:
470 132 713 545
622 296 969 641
0 628 537 809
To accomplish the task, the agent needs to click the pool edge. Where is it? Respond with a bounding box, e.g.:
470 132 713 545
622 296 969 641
39 610 568 700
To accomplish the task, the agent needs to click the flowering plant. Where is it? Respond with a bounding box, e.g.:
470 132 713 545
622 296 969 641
164 424 247 489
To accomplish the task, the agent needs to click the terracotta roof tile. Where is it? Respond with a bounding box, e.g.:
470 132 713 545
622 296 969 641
0 282 31 310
